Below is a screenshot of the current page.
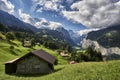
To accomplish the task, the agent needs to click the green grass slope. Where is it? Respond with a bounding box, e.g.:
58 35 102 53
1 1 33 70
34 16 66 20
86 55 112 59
0 40 120 80
0 40 67 64
0 60 120 80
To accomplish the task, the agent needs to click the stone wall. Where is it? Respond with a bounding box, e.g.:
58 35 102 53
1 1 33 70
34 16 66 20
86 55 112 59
16 55 53 74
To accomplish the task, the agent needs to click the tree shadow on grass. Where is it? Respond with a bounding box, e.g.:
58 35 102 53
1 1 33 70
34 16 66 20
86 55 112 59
54 67 64 73
8 41 18 47
16 49 22 52
9 50 18 56
11 73 48 77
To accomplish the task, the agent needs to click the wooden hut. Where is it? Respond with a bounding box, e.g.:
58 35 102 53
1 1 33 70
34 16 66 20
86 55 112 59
5 50 57 74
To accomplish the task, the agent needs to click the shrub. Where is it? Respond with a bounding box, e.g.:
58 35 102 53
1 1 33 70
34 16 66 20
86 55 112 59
5 32 15 41
0 32 6 39
70 47 103 62
9 46 14 49
85 47 103 61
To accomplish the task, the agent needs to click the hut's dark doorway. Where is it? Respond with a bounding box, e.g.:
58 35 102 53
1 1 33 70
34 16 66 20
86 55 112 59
5 63 17 74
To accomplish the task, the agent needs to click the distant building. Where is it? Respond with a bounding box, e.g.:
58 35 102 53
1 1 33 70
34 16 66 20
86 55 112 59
5 50 57 74
60 52 69 57
69 61 77 64
23 41 31 47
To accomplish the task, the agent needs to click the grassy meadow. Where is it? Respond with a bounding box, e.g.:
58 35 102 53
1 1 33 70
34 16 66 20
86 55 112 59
0 40 120 80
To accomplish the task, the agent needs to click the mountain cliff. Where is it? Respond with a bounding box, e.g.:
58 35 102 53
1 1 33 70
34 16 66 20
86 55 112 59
87 24 120 48
82 24 120 60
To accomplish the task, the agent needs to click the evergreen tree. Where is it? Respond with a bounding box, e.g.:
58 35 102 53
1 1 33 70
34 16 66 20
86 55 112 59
31 38 36 47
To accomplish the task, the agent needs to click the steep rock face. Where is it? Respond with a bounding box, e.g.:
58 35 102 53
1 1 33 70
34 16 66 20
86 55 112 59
87 24 120 48
82 39 120 59
84 24 120 60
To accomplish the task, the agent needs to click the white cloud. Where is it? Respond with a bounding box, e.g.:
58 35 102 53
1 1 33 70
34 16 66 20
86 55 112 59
34 18 48 28
0 0 14 14
31 0 64 12
115 1 120 8
18 9 35 25
49 21 62 30
62 0 120 28
18 9 62 30
35 18 62 30
77 28 99 36
44 1 58 11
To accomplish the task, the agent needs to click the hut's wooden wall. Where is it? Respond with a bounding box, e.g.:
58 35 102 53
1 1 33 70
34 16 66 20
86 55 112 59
16 55 53 74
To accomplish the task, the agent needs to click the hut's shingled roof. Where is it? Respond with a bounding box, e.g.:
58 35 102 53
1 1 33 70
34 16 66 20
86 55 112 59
32 50 56 64
5 50 56 65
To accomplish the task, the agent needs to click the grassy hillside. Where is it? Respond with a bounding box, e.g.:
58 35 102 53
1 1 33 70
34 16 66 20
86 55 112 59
0 60 120 80
0 40 67 64
0 40 120 80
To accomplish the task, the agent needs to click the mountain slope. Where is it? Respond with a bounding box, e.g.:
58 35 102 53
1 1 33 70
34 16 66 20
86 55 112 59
56 28 76 46
37 28 76 47
87 24 120 48
69 30 85 45
0 10 37 32
0 10 75 46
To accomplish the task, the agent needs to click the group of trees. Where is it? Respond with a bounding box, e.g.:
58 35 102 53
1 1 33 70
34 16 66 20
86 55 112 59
43 41 72 52
5 32 15 41
0 24 103 62
70 47 103 62
0 23 73 52
0 24 8 32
